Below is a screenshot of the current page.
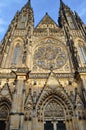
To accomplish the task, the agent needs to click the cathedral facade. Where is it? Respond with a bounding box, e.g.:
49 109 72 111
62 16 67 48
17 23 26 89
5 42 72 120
0 0 86 130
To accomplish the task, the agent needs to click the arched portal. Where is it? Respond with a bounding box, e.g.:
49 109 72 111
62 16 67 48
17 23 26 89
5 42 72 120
44 99 66 130
0 98 11 130
37 89 74 130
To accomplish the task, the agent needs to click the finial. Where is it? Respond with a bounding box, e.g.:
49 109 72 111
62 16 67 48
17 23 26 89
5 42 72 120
46 12 48 15
28 0 31 4
60 0 63 4
60 0 66 9
24 0 31 8
60 0 65 6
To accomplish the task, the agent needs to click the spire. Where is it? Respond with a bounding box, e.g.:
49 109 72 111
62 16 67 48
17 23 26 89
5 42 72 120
25 0 31 8
58 0 74 27
28 0 31 5
21 0 31 10
60 0 65 9
74 11 84 24
60 0 72 14
60 0 63 5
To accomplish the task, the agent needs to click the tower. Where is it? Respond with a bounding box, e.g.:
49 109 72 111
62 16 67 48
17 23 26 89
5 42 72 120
1 0 34 69
0 0 86 130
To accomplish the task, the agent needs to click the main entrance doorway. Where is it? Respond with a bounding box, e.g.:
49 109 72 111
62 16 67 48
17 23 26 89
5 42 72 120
44 100 66 130
44 121 53 130
57 121 66 130
44 121 66 130
0 121 6 130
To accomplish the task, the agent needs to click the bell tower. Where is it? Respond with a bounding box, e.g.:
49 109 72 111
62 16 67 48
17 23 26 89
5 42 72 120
58 0 79 71
1 0 34 68
58 0 77 29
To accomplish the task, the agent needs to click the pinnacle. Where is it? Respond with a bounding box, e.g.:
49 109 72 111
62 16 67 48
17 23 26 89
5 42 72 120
24 0 31 8
60 0 65 7
60 0 64 4
60 0 63 3
28 0 31 4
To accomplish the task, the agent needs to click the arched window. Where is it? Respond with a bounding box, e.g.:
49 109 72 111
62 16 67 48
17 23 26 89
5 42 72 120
67 16 75 29
12 44 21 64
78 43 86 64
0 98 11 130
17 15 26 29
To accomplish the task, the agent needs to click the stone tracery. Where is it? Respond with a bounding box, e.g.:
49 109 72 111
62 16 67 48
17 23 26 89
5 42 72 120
34 41 67 70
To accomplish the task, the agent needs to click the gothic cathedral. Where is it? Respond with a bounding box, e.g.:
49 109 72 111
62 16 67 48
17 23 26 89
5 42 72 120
0 0 86 130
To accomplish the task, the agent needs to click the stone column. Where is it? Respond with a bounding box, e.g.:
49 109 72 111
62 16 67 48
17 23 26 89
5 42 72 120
78 118 86 130
66 120 73 130
9 68 29 130
72 117 79 130
31 113 44 130
69 119 74 130
38 121 44 130
5 120 9 130
74 110 86 130
28 121 32 130
31 116 38 130
53 121 57 130
65 120 69 130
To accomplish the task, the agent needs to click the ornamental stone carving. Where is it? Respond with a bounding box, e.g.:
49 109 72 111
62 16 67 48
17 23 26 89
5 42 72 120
34 40 67 70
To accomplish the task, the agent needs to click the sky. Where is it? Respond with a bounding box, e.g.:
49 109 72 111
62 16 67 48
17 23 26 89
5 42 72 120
0 0 86 41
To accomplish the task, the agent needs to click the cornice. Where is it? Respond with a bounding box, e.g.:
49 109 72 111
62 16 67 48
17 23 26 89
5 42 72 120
29 73 74 79
78 67 86 73
0 72 74 79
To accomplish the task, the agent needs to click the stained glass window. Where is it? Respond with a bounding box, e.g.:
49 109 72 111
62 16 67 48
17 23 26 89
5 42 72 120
67 16 75 29
17 15 26 29
12 44 21 64
78 44 86 64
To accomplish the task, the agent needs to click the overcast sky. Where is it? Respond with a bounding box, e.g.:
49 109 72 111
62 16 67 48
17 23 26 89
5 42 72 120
0 0 86 41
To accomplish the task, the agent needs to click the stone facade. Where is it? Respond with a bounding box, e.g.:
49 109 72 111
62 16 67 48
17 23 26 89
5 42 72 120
0 0 86 130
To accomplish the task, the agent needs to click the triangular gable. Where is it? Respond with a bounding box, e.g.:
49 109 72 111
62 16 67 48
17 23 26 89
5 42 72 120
36 71 64 104
35 13 59 29
75 94 84 110
0 83 12 101
24 90 33 107
46 72 61 89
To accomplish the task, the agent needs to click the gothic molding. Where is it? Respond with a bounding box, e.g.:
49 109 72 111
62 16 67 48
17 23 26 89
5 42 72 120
0 97 11 118
29 73 74 79
78 67 86 73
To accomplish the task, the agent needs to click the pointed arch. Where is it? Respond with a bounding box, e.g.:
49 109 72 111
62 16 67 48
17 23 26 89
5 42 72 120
0 97 11 119
43 99 66 123
11 43 21 64
36 88 74 122
11 38 24 66
78 41 86 64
